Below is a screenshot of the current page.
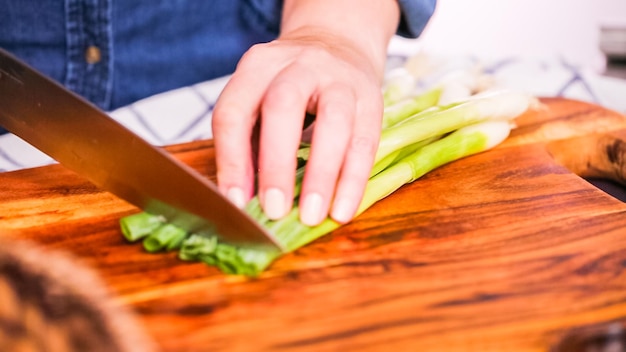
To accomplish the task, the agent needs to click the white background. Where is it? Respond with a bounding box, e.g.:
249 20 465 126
399 0 626 72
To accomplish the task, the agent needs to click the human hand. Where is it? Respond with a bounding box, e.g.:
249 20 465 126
212 0 400 226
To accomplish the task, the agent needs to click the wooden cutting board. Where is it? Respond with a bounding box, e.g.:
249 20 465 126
1 97 625 352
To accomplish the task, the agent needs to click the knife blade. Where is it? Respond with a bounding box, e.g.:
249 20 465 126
0 48 283 251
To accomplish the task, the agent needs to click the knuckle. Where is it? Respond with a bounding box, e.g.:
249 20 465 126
237 43 270 69
265 80 302 107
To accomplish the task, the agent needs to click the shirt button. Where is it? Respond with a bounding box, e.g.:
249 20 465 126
85 46 101 64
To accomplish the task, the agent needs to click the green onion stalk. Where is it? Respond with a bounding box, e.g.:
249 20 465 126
382 67 418 107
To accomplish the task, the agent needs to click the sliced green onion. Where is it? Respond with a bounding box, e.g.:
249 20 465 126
143 223 188 252
178 234 218 261
120 212 165 242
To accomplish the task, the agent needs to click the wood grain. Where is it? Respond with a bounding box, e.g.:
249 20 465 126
1 97 625 351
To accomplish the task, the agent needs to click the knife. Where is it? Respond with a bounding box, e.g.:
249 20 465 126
0 48 283 251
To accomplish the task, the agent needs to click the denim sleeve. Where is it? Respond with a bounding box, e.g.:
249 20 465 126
244 0 436 39
241 0 284 37
396 0 437 38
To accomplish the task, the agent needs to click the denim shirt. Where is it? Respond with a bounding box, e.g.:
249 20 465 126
0 0 435 111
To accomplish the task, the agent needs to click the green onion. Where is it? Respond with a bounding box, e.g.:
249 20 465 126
143 223 188 252
382 67 418 106
120 212 165 242
359 120 512 214
375 89 532 165
370 135 441 178
120 80 533 276
178 234 218 262
382 87 442 129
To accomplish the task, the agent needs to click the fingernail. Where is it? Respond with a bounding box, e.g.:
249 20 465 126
263 188 286 219
331 197 355 224
226 187 246 208
300 192 323 226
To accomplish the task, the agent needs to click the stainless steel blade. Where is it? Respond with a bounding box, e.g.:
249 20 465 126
0 48 282 251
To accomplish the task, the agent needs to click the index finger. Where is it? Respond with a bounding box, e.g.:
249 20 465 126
211 47 285 206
